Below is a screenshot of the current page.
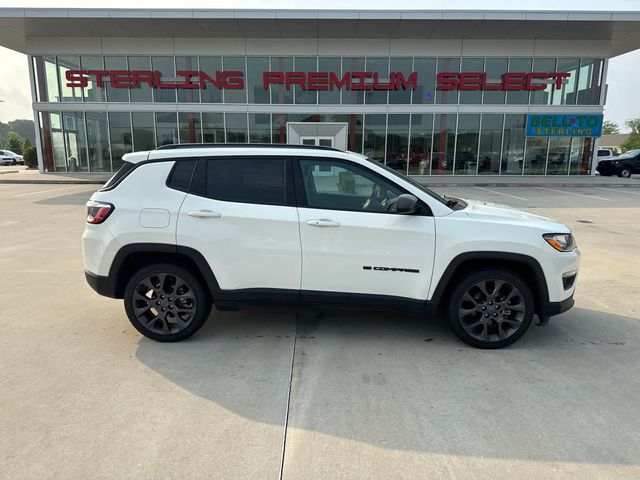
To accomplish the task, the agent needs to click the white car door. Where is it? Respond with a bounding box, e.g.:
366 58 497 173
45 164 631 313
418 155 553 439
177 156 302 293
295 157 436 301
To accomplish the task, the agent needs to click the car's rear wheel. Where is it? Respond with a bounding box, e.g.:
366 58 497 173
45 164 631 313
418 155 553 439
447 269 534 349
618 166 632 178
124 263 211 342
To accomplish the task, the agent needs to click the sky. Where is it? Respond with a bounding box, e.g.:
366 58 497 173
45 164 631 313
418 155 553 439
1 1 639 131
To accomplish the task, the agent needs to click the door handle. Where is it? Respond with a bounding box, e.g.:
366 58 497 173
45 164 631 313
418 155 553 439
188 210 222 219
307 219 341 227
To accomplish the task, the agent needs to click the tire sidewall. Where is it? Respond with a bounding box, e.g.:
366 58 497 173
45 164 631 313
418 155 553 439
123 263 211 342
620 167 632 178
447 269 535 349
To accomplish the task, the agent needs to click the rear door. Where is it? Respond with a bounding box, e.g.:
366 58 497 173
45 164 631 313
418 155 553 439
177 156 302 293
295 157 436 301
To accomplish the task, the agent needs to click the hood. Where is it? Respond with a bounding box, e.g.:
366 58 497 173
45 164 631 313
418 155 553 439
460 198 567 231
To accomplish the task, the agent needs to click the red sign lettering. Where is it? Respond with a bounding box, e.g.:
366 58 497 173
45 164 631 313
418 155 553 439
436 72 571 91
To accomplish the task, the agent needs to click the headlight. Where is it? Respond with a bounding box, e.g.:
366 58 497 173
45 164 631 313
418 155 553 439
543 233 576 252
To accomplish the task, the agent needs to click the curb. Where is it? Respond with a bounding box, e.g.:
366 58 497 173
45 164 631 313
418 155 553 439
0 170 20 175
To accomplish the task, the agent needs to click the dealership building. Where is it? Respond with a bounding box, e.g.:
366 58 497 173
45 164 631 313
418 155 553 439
1 8 640 176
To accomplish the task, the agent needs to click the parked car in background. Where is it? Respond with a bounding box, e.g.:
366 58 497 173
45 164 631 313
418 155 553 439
597 148 614 160
596 149 640 178
0 150 24 166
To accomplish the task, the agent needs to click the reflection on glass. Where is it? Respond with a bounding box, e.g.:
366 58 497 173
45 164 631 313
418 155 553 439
270 57 293 105
454 114 480 175
109 112 132 170
483 58 508 105
413 58 436 104
132 112 155 151
155 112 178 146
553 58 580 105
389 58 413 105
546 137 571 175
176 56 199 103
104 56 129 102
363 114 386 162
294 57 317 105
62 111 88 171
409 114 433 175
530 58 556 105
501 114 526 174
247 57 270 104
569 137 594 175
365 58 389 105
249 113 271 143
524 137 548 175
128 56 152 102
329 114 363 153
505 58 531 105
225 113 248 143
432 114 456 174
178 112 202 143
459 58 483 105
577 59 603 105
33 56 59 102
202 113 224 143
435 58 460 105
152 56 176 103
39 111 66 171
80 56 106 102
58 56 82 102
385 114 409 173
342 57 365 105
478 114 503 175
86 111 111 172
318 57 341 105
200 57 223 103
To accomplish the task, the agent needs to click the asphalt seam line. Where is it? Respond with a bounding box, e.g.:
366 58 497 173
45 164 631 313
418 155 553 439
595 187 640 196
473 186 528 201
278 308 299 480
535 187 611 201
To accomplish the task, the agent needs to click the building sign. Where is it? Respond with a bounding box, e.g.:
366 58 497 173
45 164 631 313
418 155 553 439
436 72 570 91
65 70 417 91
525 114 604 137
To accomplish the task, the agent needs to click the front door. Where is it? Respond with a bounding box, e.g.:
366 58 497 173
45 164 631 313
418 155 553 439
295 157 436 301
300 136 334 148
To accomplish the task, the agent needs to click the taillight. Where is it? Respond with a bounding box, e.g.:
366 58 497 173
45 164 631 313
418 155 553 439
86 200 114 224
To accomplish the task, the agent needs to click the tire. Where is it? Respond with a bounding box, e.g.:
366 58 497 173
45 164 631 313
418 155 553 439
123 263 211 342
618 166 632 178
447 269 534 349
11 159 16 165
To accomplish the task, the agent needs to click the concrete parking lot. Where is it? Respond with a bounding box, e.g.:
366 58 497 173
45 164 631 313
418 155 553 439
1 182 639 480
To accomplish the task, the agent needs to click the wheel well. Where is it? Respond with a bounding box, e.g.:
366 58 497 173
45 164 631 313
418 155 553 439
435 257 547 315
113 251 211 300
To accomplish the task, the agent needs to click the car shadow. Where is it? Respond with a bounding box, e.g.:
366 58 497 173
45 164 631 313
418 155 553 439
35 189 96 205
134 305 640 466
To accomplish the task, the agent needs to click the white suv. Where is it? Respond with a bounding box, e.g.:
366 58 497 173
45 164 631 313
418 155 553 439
83 145 580 348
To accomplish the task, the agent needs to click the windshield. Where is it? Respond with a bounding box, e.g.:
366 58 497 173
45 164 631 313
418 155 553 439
618 149 640 159
361 156 450 207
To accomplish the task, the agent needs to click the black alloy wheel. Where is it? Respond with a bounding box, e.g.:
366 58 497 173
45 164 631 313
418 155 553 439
448 269 534 349
124 263 210 342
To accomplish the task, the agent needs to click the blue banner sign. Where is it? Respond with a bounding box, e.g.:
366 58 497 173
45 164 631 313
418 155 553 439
525 114 603 137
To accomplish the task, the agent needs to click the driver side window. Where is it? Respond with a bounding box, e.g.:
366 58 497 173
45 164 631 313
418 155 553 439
299 158 403 213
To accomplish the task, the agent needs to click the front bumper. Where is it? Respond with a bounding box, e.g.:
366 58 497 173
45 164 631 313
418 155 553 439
541 294 575 317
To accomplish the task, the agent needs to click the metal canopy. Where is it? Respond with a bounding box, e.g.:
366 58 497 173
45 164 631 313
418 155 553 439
0 8 639 56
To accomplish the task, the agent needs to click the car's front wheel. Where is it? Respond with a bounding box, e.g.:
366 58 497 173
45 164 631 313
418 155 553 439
124 263 211 342
618 166 632 178
447 269 534 349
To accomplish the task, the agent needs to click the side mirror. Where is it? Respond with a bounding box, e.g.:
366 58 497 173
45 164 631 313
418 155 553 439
395 194 419 214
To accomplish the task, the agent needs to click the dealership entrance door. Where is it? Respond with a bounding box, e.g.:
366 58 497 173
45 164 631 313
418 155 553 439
287 122 348 150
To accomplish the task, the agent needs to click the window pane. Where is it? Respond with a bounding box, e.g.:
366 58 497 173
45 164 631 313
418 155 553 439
409 114 433 175
223 57 247 103
39 112 66 171
389 58 413 105
167 159 197 192
200 57 223 103
501 114 526 174
33 56 59 102
577 59 603 105
570 137 594 175
327 114 363 153
553 58 580 105
294 57 318 104
62 111 88 171
484 58 508 105
202 113 225 143
85 111 111 172
155 112 178 146
413 58 436 104
58 56 82 102
546 137 571 175
176 56 200 103
128 56 152 102
80 56 106 102
459 58 483 105
299 159 402 213
386 114 409 173
506 58 531 105
363 114 386 162
178 112 202 143
206 158 286 205
342 57 365 105
365 58 389 105
269 57 293 104
247 57 270 104
454 114 480 175
249 113 271 143
108 112 133 170
524 137 548 175
104 56 129 102
152 56 177 103
530 58 556 105
132 112 155 151
225 113 247 143
436 58 460 104
478 114 503 175
318 57 341 104
432 114 456 174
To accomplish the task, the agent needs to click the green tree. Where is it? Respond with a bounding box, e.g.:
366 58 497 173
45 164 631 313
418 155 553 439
4 132 24 155
22 137 33 153
602 120 620 135
23 146 38 169
620 118 640 152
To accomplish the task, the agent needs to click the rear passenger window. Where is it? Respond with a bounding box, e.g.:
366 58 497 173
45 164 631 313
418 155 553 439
204 158 287 206
167 159 197 192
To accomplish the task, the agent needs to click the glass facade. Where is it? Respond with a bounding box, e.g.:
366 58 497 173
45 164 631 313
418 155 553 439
32 54 602 175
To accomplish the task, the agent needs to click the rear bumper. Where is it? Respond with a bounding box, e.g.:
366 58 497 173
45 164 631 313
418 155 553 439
85 271 119 298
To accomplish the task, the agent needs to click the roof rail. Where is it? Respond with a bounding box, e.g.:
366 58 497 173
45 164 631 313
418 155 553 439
155 143 341 152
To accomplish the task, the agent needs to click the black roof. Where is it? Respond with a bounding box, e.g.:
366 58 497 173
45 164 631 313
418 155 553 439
156 143 341 152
